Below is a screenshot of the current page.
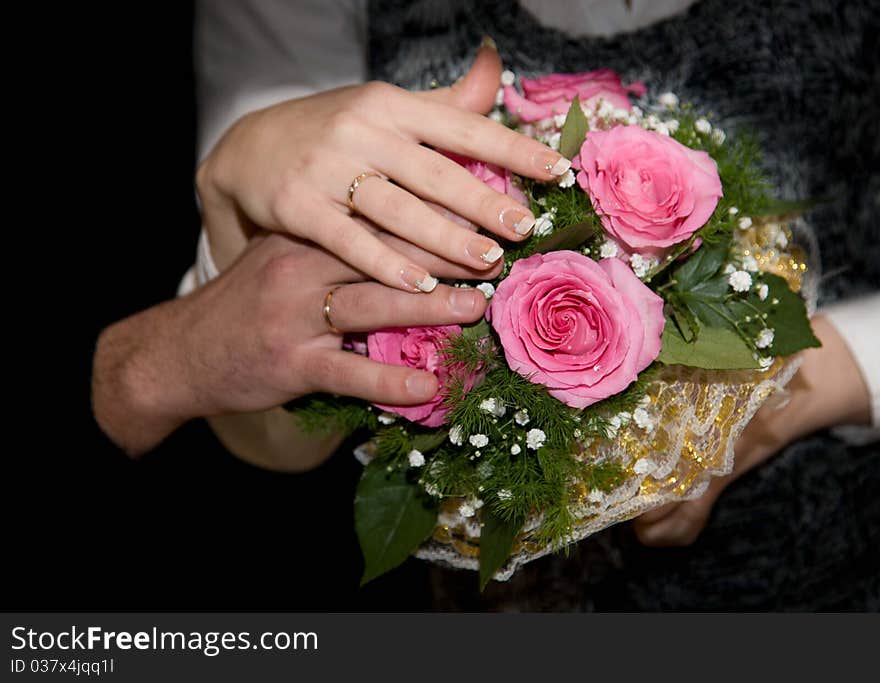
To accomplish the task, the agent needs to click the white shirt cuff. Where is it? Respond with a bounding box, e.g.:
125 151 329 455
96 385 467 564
820 293 880 445
177 229 220 297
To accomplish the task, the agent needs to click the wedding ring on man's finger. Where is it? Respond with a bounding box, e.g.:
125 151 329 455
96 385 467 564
322 286 344 335
347 171 385 214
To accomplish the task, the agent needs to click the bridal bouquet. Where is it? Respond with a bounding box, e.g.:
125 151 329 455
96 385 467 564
294 69 820 589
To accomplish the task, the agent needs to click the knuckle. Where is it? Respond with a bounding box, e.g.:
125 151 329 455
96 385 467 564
325 109 362 141
260 254 300 291
476 187 505 218
354 81 397 109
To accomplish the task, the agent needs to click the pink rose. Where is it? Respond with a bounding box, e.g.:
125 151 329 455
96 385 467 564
367 325 472 427
442 151 528 206
503 69 646 123
488 251 664 409
577 125 723 250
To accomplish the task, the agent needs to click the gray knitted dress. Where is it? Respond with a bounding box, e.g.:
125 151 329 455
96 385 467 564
368 0 879 610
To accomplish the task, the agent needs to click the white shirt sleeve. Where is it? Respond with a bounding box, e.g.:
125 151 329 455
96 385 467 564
820 294 880 444
195 0 368 162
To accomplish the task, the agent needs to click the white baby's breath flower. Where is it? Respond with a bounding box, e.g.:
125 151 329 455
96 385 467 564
525 428 546 450
378 413 397 425
694 117 712 134
755 328 775 349
658 92 679 108
553 113 568 128
510 443 521 455
613 107 630 121
617 411 632 425
728 270 753 292
757 283 769 301
458 501 476 518
644 113 661 129
533 211 554 237
495 87 505 106
758 355 774 369
449 425 464 446
514 409 530 426
407 450 425 467
630 105 643 119
587 489 605 503
738 216 753 230
632 458 654 475
489 110 504 123
606 415 622 437
479 398 506 417
723 263 736 275
654 122 671 136
597 99 615 119
573 428 582 439
500 70 516 86
469 433 489 448
424 482 441 497
557 168 576 188
497 488 512 501
475 282 495 299
728 206 740 215
664 119 680 134
546 131 561 151
711 128 726 145
741 255 759 272
632 407 653 431
600 240 619 259
629 253 656 278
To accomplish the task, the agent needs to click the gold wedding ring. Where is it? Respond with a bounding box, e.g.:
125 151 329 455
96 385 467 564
322 287 343 335
347 171 384 213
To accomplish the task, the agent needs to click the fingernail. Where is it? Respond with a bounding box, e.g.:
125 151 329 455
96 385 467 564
467 238 504 265
406 373 437 399
481 35 497 51
449 289 479 318
534 153 571 177
500 207 536 235
400 265 438 292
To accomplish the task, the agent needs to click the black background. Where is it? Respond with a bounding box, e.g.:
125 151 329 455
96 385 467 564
6 3 429 612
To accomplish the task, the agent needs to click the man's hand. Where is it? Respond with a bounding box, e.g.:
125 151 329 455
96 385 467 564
632 315 872 546
91 232 489 457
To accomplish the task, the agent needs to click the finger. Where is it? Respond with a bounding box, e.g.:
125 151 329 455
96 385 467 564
302 205 440 293
395 100 571 181
418 40 502 114
634 502 679 525
633 498 715 547
378 231 504 281
323 282 488 334
351 177 507 269
371 133 537 240
303 348 439 406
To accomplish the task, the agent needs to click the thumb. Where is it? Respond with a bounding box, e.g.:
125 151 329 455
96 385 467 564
420 38 503 114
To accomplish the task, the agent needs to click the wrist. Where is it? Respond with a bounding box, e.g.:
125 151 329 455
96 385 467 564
92 299 202 455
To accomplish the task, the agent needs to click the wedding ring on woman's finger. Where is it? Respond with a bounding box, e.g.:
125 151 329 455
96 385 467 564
322 286 344 335
347 171 386 214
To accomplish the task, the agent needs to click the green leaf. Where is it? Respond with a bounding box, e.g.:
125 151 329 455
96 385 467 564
729 273 821 356
658 319 759 369
355 463 438 585
532 221 597 254
558 96 589 159
478 509 523 592
409 429 448 454
461 318 490 341
677 275 732 328
672 241 729 290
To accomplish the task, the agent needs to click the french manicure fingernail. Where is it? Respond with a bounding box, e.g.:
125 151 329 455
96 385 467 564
467 238 504 266
406 373 436 399
450 289 479 317
500 207 536 235
535 153 571 177
481 35 497 50
400 265 438 292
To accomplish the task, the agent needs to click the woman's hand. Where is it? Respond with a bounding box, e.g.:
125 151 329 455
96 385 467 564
196 43 571 286
632 315 872 546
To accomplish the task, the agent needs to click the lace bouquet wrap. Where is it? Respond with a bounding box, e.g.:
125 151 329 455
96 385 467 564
294 69 820 589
